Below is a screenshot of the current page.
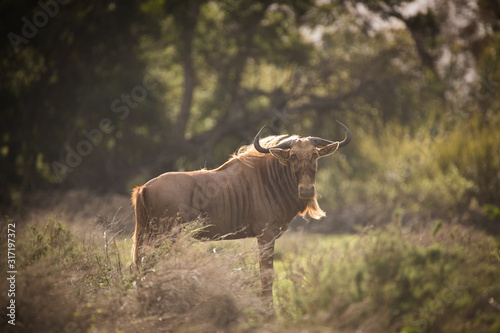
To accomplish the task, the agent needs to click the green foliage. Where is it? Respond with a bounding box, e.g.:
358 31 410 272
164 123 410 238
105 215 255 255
318 121 476 225
274 225 500 332
435 114 500 206
14 219 131 295
314 109 500 230
484 205 500 221
18 220 75 268
432 219 443 236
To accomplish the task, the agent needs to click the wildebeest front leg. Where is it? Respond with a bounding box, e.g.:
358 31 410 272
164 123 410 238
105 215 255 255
257 236 275 303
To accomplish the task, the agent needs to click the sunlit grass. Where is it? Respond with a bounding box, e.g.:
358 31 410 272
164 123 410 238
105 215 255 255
271 225 500 332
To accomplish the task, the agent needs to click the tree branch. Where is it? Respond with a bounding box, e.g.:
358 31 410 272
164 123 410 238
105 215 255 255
174 0 202 139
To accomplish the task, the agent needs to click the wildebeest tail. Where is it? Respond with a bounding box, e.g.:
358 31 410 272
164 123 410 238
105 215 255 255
131 185 147 268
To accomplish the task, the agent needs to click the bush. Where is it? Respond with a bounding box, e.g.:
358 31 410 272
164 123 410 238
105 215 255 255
317 114 500 230
436 114 500 206
274 224 500 332
317 121 475 228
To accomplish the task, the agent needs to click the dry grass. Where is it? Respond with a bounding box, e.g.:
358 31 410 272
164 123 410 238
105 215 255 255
0 212 269 333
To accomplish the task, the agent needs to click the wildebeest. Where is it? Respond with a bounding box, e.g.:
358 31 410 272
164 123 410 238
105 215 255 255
131 121 351 302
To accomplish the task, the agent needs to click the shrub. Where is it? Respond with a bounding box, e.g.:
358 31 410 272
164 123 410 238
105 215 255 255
435 114 500 207
274 224 500 332
318 121 475 227
317 114 500 230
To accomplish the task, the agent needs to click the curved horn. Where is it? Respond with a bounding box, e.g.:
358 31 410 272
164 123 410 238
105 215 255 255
253 126 270 153
308 120 352 148
336 120 351 148
253 126 297 153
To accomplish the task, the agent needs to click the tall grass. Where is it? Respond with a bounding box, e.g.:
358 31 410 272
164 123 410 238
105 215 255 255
0 218 266 333
274 224 500 332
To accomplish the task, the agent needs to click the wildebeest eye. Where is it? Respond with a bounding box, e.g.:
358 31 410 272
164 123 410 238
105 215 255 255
290 154 298 161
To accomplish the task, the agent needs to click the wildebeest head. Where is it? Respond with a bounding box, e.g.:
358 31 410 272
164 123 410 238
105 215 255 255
253 121 351 199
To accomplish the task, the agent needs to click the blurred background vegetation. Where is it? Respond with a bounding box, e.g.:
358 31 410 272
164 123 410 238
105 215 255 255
1 0 499 232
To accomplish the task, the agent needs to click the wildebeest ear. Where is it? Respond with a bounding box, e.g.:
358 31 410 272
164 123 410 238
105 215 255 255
318 142 339 157
269 148 290 165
